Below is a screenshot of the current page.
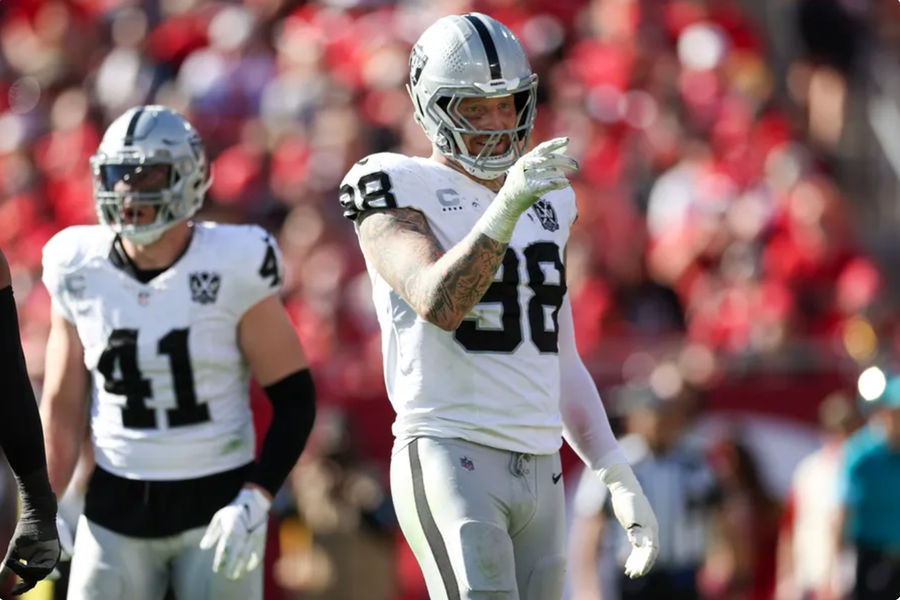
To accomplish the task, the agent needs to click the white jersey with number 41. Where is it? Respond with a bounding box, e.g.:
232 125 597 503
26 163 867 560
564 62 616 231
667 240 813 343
341 153 578 456
41 222 283 481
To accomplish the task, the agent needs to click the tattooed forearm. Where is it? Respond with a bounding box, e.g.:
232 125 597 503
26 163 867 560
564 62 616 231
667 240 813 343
417 232 507 329
357 208 508 330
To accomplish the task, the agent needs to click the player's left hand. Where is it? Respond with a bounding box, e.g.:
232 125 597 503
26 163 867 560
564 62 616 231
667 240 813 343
199 486 271 580
598 462 660 578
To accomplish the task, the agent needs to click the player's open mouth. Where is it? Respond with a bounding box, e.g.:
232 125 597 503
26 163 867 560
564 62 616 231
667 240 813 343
474 138 510 156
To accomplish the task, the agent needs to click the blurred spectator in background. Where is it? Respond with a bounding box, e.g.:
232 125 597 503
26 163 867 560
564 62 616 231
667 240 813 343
836 368 900 600
775 392 863 600
791 0 865 154
570 382 717 600
701 435 781 600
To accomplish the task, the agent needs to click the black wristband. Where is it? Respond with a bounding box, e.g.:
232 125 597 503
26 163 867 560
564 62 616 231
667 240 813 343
247 369 316 496
0 286 49 479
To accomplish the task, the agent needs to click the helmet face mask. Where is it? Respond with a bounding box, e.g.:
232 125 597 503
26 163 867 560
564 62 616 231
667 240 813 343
90 106 212 245
408 13 538 181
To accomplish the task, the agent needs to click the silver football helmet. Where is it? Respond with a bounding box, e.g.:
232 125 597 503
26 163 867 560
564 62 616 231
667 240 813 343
408 13 538 180
90 105 212 245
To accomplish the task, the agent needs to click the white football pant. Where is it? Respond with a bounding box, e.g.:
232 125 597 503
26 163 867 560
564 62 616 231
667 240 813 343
391 437 567 600
66 515 262 600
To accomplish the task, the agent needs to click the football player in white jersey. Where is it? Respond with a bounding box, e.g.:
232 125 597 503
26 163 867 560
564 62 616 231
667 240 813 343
340 13 660 600
39 105 316 600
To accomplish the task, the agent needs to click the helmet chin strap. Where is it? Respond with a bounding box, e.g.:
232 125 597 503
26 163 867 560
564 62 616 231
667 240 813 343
459 161 506 181
119 226 168 247
117 210 183 246
456 147 517 181
441 123 522 181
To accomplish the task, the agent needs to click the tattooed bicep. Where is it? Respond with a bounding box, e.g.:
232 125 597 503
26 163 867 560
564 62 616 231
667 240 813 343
356 207 444 286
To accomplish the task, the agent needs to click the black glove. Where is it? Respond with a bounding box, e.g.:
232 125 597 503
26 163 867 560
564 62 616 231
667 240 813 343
1 469 60 595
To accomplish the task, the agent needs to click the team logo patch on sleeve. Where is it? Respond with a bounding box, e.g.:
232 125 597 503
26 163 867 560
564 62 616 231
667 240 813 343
189 271 221 304
532 199 559 232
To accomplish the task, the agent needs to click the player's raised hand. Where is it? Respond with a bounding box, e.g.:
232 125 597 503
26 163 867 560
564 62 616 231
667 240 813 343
1 470 60 595
598 462 660 578
476 137 578 242
199 486 271 580
499 137 578 213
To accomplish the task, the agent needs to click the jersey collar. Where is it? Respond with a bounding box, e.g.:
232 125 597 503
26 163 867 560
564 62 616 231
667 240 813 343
108 228 195 284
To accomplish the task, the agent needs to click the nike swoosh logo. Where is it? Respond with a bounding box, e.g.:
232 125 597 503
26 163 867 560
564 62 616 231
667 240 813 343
552 473 562 484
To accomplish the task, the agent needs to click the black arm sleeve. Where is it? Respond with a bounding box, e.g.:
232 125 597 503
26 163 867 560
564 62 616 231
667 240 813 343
247 368 316 496
0 285 50 480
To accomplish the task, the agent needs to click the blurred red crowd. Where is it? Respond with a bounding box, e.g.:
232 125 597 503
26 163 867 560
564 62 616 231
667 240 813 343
3 0 897 598
1 0 889 404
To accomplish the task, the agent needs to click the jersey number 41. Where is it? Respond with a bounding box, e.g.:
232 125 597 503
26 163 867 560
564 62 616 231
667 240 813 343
97 328 209 429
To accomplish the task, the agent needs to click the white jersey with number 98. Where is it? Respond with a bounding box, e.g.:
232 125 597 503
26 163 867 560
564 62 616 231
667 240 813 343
341 153 578 456
41 222 283 481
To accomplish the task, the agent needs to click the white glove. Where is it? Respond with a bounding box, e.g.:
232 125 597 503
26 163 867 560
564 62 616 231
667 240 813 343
57 514 75 562
598 463 660 578
475 137 579 242
199 487 271 580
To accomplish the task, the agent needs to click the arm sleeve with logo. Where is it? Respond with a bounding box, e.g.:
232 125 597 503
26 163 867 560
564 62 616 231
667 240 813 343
339 153 435 222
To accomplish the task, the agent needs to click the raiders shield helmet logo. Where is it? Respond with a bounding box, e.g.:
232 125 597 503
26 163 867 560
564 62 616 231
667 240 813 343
189 271 221 305
409 44 428 87
532 199 559 232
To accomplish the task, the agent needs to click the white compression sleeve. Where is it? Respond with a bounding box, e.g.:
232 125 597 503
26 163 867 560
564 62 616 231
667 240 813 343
557 295 627 470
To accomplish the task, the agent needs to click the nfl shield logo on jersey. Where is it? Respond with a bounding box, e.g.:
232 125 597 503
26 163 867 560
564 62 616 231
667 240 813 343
460 456 475 471
532 199 559 232
189 272 221 305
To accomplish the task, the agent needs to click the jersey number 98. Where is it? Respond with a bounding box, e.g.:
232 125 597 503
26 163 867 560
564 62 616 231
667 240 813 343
455 242 566 354
339 171 397 218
